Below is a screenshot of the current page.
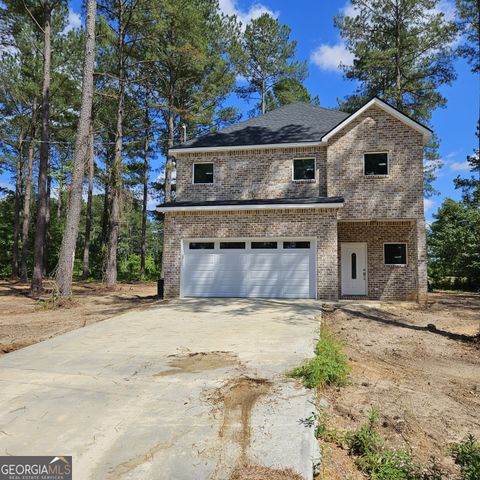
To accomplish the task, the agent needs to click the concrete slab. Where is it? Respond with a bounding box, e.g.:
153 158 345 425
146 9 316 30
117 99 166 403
0 298 320 479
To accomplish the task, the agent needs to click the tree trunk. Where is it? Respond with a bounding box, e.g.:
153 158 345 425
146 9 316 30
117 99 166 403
82 124 95 279
57 162 63 219
261 80 266 114
394 0 402 109
43 158 51 276
32 2 52 294
56 0 97 297
20 103 37 283
140 95 150 278
12 134 24 278
164 105 174 203
105 0 125 287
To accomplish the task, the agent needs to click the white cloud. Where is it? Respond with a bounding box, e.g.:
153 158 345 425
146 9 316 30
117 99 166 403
62 8 82 34
340 2 357 17
219 0 278 27
433 0 456 22
424 198 435 213
310 43 354 72
450 161 471 172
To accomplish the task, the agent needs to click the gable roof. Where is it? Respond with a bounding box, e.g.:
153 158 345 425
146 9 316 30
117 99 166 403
171 102 349 151
321 97 432 142
170 97 432 154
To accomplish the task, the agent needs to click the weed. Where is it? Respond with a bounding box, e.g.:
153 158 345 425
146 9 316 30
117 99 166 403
288 327 351 388
451 434 480 480
347 406 383 457
314 408 347 445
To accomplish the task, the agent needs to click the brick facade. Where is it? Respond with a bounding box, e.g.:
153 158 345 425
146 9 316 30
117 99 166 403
326 105 424 220
164 103 428 302
337 221 419 301
175 146 327 201
163 209 339 300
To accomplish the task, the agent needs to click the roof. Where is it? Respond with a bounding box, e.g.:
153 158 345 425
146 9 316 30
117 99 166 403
170 98 432 153
173 102 350 150
157 196 344 212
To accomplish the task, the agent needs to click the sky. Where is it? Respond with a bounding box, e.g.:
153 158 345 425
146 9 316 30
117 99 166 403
1 0 478 221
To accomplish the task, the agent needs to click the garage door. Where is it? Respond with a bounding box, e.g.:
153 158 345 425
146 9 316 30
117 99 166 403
181 238 316 298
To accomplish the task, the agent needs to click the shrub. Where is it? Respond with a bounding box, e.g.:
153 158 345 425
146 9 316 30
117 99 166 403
288 327 350 388
347 407 383 457
451 434 480 480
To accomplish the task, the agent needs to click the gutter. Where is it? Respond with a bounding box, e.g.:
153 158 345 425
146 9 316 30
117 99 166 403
169 140 325 155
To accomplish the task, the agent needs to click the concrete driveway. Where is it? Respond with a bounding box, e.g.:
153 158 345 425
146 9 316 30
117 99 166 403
0 299 320 480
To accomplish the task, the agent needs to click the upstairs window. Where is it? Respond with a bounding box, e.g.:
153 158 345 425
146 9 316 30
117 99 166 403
364 153 388 176
384 243 407 265
293 158 315 180
193 163 213 184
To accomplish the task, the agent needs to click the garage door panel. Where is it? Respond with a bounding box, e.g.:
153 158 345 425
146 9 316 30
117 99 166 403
182 239 315 299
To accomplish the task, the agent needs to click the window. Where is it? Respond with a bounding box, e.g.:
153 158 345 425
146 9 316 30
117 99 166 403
293 158 315 180
364 153 388 176
220 242 246 249
384 243 407 265
283 241 311 249
251 241 277 249
193 163 213 184
189 242 214 250
351 253 357 279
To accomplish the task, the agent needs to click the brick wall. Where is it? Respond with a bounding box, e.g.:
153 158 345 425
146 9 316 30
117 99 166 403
327 105 425 220
163 208 339 299
174 146 327 201
338 221 419 300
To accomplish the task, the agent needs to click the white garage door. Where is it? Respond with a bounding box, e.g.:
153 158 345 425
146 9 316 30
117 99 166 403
181 238 316 299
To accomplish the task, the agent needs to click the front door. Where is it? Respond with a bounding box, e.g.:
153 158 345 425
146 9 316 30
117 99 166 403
341 242 367 295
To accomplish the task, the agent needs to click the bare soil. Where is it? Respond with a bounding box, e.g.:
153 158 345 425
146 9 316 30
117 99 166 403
317 292 480 478
211 377 272 454
155 351 239 376
0 279 158 354
230 463 304 480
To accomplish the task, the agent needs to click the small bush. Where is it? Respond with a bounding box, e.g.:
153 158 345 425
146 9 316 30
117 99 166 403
288 327 350 388
347 407 383 457
451 434 480 480
345 408 447 480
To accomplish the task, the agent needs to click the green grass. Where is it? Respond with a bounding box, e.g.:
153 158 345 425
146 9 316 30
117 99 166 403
451 434 480 480
288 326 351 388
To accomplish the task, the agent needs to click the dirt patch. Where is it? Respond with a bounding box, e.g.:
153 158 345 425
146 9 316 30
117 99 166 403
317 292 480 477
0 280 159 354
155 351 239 376
211 377 272 455
230 462 304 480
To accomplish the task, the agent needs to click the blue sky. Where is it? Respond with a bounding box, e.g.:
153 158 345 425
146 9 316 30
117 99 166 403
1 0 478 221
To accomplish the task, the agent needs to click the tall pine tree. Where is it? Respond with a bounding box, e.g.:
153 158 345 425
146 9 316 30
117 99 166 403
334 0 457 196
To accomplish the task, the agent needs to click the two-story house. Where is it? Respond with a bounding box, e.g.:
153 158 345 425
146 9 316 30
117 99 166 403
157 98 430 302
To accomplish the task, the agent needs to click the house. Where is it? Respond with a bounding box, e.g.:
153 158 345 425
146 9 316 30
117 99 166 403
157 98 431 302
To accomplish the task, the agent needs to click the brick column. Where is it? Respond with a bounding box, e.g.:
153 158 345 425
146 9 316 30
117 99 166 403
416 217 428 305
317 218 338 300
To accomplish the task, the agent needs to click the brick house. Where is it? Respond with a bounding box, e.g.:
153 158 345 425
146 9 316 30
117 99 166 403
157 98 431 302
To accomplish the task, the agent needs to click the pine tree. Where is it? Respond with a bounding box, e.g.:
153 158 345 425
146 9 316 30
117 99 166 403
265 78 320 112
232 13 307 114
334 0 457 197
456 0 480 73
56 0 97 297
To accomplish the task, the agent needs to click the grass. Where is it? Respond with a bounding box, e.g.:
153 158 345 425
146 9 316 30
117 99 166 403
316 406 479 480
451 434 480 480
288 326 351 388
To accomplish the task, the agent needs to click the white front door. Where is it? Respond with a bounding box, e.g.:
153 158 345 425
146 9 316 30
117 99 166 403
341 242 367 295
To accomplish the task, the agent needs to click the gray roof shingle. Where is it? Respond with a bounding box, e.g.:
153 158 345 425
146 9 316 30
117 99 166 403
173 102 350 150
